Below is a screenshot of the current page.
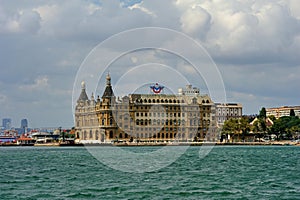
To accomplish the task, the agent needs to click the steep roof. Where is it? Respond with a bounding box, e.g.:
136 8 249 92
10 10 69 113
102 85 114 99
102 73 114 99
77 81 89 102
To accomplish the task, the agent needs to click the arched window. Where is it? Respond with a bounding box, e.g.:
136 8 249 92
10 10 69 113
101 134 105 142
109 131 113 139
83 131 87 140
192 98 197 104
89 130 93 139
124 114 129 121
206 100 209 103
95 130 99 140
119 133 123 139
182 133 185 139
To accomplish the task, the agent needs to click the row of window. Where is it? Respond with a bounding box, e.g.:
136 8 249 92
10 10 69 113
111 132 205 139
217 108 242 112
135 98 211 104
80 129 214 140
135 112 211 118
217 113 240 116
136 112 184 117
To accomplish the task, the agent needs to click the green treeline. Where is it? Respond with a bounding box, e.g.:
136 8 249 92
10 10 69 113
222 107 300 141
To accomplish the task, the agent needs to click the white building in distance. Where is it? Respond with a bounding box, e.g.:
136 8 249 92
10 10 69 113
266 106 300 119
215 103 243 127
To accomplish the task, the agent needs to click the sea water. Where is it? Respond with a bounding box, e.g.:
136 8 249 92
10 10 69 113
0 146 299 199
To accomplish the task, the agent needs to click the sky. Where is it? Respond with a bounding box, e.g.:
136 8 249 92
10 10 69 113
0 0 300 128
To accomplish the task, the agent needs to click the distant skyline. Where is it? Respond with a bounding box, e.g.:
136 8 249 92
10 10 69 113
1 0 300 127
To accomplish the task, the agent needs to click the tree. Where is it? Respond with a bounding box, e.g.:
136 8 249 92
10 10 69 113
290 109 296 117
271 116 300 140
259 107 267 119
268 115 276 123
222 118 238 142
239 116 250 141
251 118 267 141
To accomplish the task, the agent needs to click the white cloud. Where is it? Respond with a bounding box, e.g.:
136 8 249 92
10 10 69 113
0 93 7 104
0 7 41 34
1 0 300 126
128 2 156 17
19 76 49 91
180 6 211 38
19 10 41 33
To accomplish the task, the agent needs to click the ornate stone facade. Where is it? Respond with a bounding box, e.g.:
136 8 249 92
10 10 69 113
75 74 218 143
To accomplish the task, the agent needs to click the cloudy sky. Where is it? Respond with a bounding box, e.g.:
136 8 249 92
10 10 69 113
0 0 300 128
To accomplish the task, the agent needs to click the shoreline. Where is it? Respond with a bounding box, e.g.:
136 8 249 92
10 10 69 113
1 141 299 147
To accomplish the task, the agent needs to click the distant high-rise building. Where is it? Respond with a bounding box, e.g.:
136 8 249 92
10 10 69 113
2 118 12 130
20 119 28 134
21 119 28 128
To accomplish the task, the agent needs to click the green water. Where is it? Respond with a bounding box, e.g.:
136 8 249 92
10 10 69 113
0 146 299 199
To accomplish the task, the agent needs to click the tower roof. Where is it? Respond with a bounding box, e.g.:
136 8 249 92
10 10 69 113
102 73 114 99
78 81 89 102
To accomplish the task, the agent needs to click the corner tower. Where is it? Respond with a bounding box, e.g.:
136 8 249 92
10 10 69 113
102 73 115 100
77 81 89 102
